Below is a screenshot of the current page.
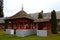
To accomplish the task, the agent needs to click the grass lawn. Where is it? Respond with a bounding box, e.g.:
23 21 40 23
0 29 60 40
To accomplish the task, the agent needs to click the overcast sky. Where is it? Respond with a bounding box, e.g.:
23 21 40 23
4 0 60 17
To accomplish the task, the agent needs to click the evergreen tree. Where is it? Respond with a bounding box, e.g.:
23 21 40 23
51 10 57 34
37 12 43 30
38 12 43 19
0 6 4 17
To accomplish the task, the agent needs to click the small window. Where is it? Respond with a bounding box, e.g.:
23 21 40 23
8 24 11 29
43 27 47 30
13 23 16 27
31 24 33 27
18 22 22 27
9 21 11 23
12 23 16 29
24 24 28 29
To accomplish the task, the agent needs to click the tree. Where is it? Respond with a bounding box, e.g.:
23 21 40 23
38 12 43 19
0 6 4 17
38 12 43 30
51 10 57 34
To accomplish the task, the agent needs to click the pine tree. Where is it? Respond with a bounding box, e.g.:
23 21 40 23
0 6 4 17
51 10 57 34
38 12 43 30
38 12 43 19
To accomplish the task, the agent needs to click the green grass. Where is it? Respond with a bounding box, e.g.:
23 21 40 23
0 30 60 40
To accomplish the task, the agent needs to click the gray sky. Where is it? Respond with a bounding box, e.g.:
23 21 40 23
4 0 60 17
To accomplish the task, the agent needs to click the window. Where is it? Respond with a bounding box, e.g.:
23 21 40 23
24 23 28 29
18 22 22 27
12 23 16 29
9 21 11 23
13 23 16 27
8 25 10 28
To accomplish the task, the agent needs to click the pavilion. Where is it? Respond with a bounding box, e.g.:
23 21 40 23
5 6 51 37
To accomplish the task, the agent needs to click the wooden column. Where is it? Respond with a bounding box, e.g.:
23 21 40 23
35 23 38 30
28 20 30 29
8 21 12 29
22 19 24 29
10 23 12 29
47 22 51 35
16 20 19 29
30 21 33 29
33 23 35 29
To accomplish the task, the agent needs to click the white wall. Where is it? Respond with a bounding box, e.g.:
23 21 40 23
6 29 14 35
16 29 36 37
37 30 47 37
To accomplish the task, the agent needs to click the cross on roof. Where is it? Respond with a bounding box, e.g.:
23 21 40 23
21 4 24 10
